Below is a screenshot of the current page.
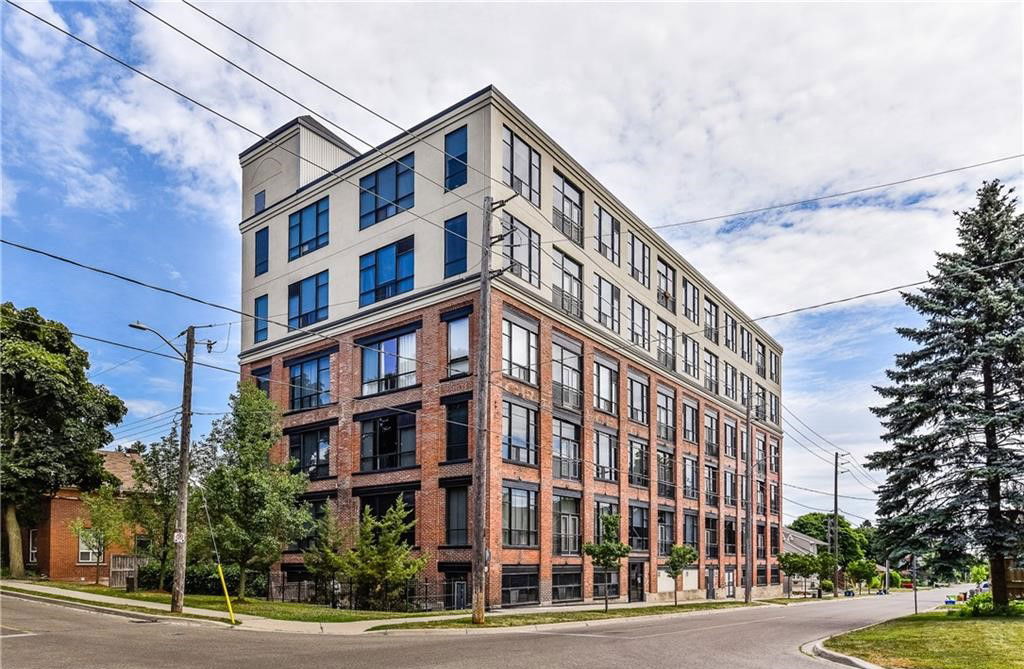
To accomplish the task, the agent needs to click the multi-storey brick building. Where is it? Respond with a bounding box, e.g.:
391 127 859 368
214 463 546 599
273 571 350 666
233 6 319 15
238 86 784 608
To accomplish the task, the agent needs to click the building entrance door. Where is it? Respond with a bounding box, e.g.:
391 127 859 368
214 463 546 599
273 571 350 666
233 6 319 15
705 567 717 599
628 562 645 602
725 569 736 598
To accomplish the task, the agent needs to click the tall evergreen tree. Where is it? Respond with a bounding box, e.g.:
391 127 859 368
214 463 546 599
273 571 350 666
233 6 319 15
868 180 1024 606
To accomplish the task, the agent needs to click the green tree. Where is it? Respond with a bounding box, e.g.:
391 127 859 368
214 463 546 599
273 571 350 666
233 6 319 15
969 564 990 585
201 381 310 599
777 552 816 598
583 514 631 612
816 552 838 596
125 430 180 591
70 483 130 584
303 508 348 603
1 303 127 577
868 181 1024 607
664 544 698 606
846 558 877 595
790 513 865 566
339 498 426 610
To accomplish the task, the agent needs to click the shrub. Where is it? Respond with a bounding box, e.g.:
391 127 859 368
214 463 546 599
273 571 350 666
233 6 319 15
821 579 834 593
137 562 267 598
955 592 1024 618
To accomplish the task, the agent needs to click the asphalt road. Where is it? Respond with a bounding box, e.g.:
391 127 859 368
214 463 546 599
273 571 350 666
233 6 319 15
1 588 952 669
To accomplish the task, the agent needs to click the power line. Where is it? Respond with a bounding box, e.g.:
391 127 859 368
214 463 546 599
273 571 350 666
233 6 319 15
784 482 877 502
783 405 881 484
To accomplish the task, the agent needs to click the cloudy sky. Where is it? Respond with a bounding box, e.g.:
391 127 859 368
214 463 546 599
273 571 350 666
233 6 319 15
2 1 1022 525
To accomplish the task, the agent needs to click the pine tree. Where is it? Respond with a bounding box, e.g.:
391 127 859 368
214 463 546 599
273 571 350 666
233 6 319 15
868 180 1024 607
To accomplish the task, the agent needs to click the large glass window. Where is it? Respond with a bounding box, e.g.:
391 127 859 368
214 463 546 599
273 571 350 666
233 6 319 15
502 318 538 384
288 354 331 410
502 126 541 207
724 519 737 555
360 413 416 471
683 403 698 443
361 331 417 395
724 470 737 506
553 250 583 319
628 375 649 424
704 298 719 344
705 465 719 505
628 439 649 487
360 491 415 545
255 227 269 275
740 327 753 363
501 567 539 605
288 271 329 329
78 534 103 563
359 236 414 307
593 360 618 413
502 486 538 546
552 418 581 480
724 422 737 458
288 196 329 259
629 505 649 551
594 500 619 541
444 214 467 278
254 295 268 343
704 351 719 395
552 569 582 602
656 319 676 370
552 342 582 410
290 428 330 479
552 171 583 244
359 154 415 229
628 297 650 349
684 513 699 550
595 274 620 332
705 411 720 456
657 450 675 498
683 458 699 499
724 363 737 400
683 279 700 324
445 486 469 545
627 232 650 287
658 510 675 556
553 495 581 555
445 401 469 461
444 126 468 191
756 340 767 377
594 431 618 482
769 350 780 382
656 389 675 442
503 213 541 286
594 568 620 598
502 400 538 465
705 516 719 558
657 258 676 312
447 316 470 376
683 336 700 378
594 203 620 264
724 313 737 351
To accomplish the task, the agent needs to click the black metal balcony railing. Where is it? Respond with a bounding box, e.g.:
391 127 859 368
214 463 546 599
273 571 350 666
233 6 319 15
705 492 719 506
552 382 582 411
725 543 737 556
553 455 581 481
629 471 650 488
554 533 581 556
657 290 676 313
756 363 766 377
757 547 766 560
684 361 700 377
770 503 780 515
658 540 672 557
704 325 719 344
657 348 676 371
706 545 719 559
361 370 417 396
552 209 584 245
683 485 698 500
552 286 583 320
757 503 766 515
705 441 720 457
630 534 649 551
657 422 675 442
724 494 736 506
755 405 767 420
658 480 675 498
595 465 619 482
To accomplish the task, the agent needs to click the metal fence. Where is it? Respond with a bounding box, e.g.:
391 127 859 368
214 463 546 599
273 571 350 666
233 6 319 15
267 574 469 612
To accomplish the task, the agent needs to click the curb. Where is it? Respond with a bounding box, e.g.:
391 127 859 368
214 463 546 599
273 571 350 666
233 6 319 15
0 589 237 629
800 637 886 669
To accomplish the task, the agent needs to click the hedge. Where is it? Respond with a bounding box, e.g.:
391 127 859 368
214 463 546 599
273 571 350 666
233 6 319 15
137 562 268 598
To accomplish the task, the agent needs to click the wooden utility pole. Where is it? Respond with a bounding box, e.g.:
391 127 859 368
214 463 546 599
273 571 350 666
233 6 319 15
744 397 754 603
471 197 494 624
833 451 840 598
170 325 195 614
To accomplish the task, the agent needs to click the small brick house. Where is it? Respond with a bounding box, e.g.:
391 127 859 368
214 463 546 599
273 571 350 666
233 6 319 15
16 450 141 582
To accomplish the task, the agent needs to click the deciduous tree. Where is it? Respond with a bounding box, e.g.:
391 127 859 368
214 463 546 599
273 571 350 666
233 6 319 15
664 544 698 606
70 483 130 584
583 514 631 612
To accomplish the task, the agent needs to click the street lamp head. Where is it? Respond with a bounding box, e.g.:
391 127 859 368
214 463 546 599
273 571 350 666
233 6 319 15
129 321 151 332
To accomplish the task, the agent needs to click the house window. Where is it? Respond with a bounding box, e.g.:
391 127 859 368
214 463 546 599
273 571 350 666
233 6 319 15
445 486 469 545
656 258 676 312
553 495 581 555
724 313 737 351
254 295 268 343
502 318 538 385
552 342 582 410
628 439 650 487
593 360 618 414
628 505 649 551
361 331 417 395
444 214 467 278
656 389 675 442
359 153 415 229
447 316 470 376
594 568 620 598
704 351 719 394
705 516 719 558
627 232 650 287
552 171 583 244
740 327 752 363
724 470 737 506
360 412 416 471
682 404 698 443
501 126 541 207
740 373 752 408
503 213 541 286
658 510 675 556
252 366 270 396
594 274 620 332
704 298 719 343
288 196 329 260
254 227 268 276
502 486 538 546
288 270 329 329
628 375 649 424
290 428 330 479
254 190 266 214
628 297 650 349
444 126 468 190
740 430 749 461
756 385 768 419
769 393 780 424
552 569 582 602
683 279 700 324
552 418 581 481
704 465 719 506
683 458 699 499
359 236 414 307
724 363 737 400
757 525 766 560
553 249 583 319
683 336 700 378
724 422 737 458
756 340 767 377
360 491 415 546
594 500 619 541
288 354 331 410
594 431 619 482
770 483 780 515
769 440 780 473
78 534 103 563
501 567 539 605
28 529 38 564
445 401 469 461
769 350 780 382
770 525 780 557
594 203 620 264
684 513 699 551
657 450 676 498
724 519 737 555
656 319 676 370
705 411 719 456
502 401 538 465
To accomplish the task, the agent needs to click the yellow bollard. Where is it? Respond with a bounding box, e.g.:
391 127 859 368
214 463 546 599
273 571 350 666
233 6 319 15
216 562 236 625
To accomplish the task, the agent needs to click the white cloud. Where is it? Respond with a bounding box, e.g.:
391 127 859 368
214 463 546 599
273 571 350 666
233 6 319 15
123 398 170 418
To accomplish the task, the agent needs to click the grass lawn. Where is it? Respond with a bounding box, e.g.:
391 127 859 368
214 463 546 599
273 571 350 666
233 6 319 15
0 585 238 625
825 612 1024 669
18 581 466 623
369 600 754 630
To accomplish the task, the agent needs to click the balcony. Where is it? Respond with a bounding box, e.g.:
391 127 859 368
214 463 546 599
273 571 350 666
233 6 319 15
684 361 700 378
552 382 582 411
705 492 719 506
704 377 719 395
657 422 675 442
552 209 583 245
361 370 417 397
724 494 736 506
657 348 676 371
704 325 719 344
628 471 649 488
705 441 719 457
552 286 583 320
658 480 675 498
657 290 676 313
756 362 766 377
595 465 619 483
553 455 581 481
683 485 698 500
